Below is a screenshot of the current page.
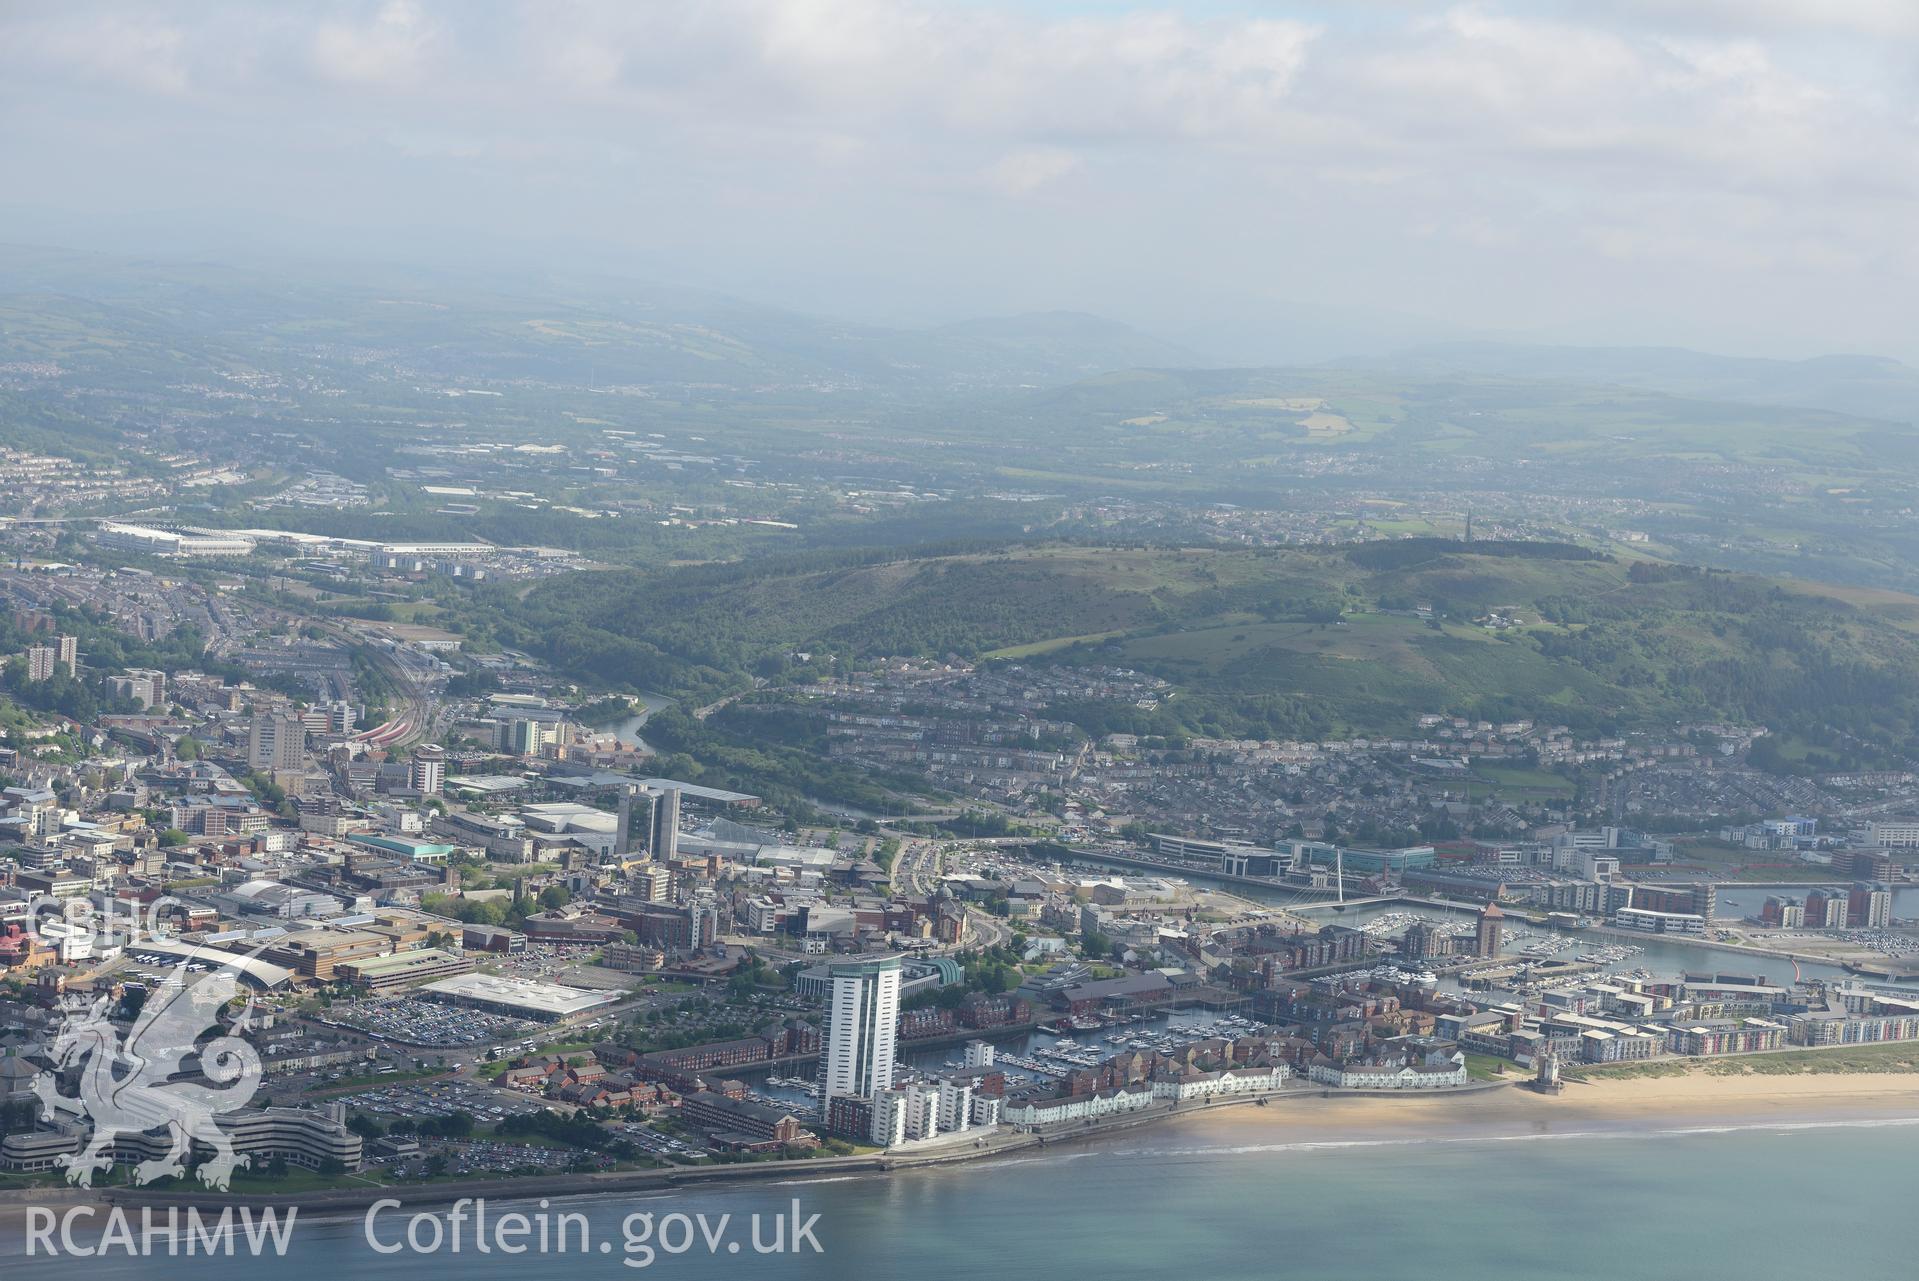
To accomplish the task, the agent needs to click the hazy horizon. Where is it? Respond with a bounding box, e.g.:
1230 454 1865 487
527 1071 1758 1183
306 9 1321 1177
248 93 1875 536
3 1 1916 364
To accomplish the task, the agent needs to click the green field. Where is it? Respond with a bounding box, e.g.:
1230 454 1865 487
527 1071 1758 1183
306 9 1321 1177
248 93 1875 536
1463 1053 1515 1081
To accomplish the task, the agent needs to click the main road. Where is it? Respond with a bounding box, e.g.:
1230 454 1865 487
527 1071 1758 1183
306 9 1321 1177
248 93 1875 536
888 834 1014 950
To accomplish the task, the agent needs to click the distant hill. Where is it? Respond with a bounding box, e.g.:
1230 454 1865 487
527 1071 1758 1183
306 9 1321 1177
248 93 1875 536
990 361 1918 486
926 310 1204 379
1349 341 1919 424
0 245 1193 394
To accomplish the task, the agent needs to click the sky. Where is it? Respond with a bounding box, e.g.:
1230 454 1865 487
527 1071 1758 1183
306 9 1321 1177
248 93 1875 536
1 0 1915 363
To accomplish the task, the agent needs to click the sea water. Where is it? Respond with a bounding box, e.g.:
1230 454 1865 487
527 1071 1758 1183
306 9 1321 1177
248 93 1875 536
5 1116 1914 1280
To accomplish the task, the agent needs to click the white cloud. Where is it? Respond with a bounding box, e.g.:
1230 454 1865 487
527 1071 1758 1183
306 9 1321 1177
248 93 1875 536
0 0 1912 355
311 1 436 86
10 13 192 96
986 146 1082 197
1617 0 1919 41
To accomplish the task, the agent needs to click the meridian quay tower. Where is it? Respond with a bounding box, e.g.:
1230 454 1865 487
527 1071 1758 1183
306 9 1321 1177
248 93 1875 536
823 955 902 1102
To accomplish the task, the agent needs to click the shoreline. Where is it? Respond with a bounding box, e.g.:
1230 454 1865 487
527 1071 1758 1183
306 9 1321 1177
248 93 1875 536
7 1069 1919 1221
1149 1070 1919 1154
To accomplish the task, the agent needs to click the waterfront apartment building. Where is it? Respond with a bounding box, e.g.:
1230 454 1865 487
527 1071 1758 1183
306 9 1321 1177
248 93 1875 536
1630 882 1717 921
1760 896 1806 929
870 1080 942 1145
1666 1019 1787 1056
1544 879 1635 916
936 1077 975 1134
680 1092 810 1146
1576 1027 1662 1063
869 1085 911 1146
825 1094 873 1142
1791 1010 1919 1046
1849 882 1893 930
1805 888 1851 930
824 955 901 1104
1475 901 1504 957
1614 907 1707 936
1401 921 1455 960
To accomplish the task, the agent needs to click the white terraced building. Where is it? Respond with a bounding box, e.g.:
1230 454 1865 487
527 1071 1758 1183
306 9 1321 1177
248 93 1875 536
1152 1064 1290 1101
1004 1084 1157 1128
1307 1060 1469 1090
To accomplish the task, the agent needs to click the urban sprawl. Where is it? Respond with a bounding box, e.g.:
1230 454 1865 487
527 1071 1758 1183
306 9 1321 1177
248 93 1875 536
0 521 1916 1191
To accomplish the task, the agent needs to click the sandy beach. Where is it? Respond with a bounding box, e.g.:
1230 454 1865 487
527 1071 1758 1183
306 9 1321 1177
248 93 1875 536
1163 1070 1919 1150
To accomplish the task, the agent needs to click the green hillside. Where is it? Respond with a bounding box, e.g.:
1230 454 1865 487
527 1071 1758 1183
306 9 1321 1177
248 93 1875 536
510 540 1919 751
